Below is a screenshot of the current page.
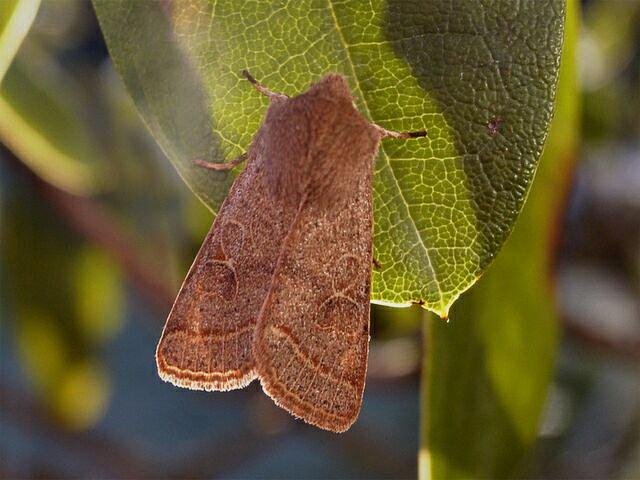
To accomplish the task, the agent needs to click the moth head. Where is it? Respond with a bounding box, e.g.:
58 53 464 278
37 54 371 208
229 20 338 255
310 74 353 102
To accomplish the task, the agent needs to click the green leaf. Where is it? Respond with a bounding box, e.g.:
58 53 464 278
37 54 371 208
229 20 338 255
0 42 106 194
93 0 564 317
0 0 39 82
420 0 578 477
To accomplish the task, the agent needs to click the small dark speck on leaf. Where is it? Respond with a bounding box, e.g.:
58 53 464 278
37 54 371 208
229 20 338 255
488 116 502 136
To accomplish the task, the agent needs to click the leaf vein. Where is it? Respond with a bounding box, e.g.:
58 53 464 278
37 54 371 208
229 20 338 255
325 0 445 310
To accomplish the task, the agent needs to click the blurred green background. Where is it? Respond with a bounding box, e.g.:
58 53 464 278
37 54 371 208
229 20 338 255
0 0 638 478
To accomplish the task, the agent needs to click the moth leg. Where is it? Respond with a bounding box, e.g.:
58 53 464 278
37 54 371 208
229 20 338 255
373 124 427 139
193 153 247 171
242 70 288 100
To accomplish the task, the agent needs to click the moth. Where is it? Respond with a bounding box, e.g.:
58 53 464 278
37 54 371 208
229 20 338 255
156 71 425 432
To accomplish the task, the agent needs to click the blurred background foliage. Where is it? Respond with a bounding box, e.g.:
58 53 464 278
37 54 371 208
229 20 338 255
0 0 638 478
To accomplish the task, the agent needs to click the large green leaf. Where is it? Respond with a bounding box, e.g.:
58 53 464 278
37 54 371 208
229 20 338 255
0 0 39 82
420 0 578 477
93 0 564 317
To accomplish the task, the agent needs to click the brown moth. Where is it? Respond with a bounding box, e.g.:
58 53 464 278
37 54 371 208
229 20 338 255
156 71 425 432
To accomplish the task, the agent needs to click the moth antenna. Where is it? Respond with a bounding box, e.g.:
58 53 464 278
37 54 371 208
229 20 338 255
373 124 427 139
241 70 288 100
193 152 247 171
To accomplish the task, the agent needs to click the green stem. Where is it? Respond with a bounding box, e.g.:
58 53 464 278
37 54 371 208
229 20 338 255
419 311 432 480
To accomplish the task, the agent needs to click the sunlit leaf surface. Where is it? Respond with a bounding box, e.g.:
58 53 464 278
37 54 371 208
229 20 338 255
94 0 564 316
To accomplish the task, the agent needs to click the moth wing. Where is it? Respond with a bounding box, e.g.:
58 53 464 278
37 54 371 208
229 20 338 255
156 151 287 391
253 157 374 432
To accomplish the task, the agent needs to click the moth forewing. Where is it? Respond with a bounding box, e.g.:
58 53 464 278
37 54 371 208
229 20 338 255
251 76 382 432
155 124 293 392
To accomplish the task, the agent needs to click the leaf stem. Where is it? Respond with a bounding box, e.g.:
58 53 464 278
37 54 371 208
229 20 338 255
419 310 432 480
